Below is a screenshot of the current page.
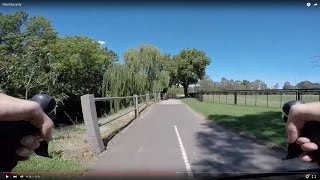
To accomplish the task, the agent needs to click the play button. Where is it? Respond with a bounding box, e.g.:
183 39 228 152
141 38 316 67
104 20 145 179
5 175 9 178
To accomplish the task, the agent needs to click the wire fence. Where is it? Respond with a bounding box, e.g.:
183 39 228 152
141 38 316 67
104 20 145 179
189 89 320 108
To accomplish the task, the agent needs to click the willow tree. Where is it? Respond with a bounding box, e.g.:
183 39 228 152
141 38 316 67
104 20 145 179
102 45 171 112
102 64 148 112
124 44 170 93
103 64 148 97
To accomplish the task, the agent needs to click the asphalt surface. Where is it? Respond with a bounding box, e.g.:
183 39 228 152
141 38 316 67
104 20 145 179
93 99 318 179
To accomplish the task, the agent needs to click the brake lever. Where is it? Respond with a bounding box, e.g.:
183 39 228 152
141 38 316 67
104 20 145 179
0 94 56 172
282 100 320 161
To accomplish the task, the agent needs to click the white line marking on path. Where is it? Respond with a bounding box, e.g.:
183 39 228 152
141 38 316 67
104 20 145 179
174 125 194 178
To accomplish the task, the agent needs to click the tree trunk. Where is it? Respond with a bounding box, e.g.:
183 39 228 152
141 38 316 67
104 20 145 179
25 88 29 100
183 84 188 98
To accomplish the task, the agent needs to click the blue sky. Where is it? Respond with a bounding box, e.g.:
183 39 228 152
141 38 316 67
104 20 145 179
2 4 320 87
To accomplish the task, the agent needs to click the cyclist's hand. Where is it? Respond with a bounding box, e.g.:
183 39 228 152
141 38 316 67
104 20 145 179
0 93 54 161
286 102 320 162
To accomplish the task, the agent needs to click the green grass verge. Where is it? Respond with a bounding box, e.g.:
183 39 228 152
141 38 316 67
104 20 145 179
13 107 141 173
182 98 286 148
13 125 93 173
14 155 85 172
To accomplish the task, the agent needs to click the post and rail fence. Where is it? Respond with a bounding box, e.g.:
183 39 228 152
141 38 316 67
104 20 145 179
80 92 164 153
188 89 320 108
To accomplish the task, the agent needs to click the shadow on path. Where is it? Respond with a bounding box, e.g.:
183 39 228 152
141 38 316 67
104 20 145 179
192 111 318 178
207 111 286 147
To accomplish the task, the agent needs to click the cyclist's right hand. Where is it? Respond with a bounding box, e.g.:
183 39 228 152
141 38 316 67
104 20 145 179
286 102 320 162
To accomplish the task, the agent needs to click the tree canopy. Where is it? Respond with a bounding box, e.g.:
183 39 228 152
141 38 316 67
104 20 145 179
172 48 211 96
1 12 58 98
1 11 118 122
103 45 170 98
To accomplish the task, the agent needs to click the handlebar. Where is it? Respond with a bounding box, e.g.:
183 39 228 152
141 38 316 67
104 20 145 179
282 100 320 161
0 94 56 172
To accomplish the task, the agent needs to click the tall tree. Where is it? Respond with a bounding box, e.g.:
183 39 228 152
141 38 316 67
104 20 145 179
173 48 211 97
1 11 120 123
273 83 280 89
102 64 148 112
163 53 178 88
283 81 295 89
50 36 115 99
124 45 170 93
242 80 252 90
296 80 319 89
0 11 28 93
7 38 57 99
220 77 229 91
234 80 244 90
25 16 57 42
2 12 58 99
198 75 215 91
0 11 28 57
228 79 235 90
103 44 170 99
251 80 268 90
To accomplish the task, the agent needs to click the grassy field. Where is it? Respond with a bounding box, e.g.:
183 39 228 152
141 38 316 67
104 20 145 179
202 94 319 108
182 98 286 148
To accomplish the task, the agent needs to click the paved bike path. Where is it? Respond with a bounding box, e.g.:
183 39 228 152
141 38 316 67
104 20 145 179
93 99 317 179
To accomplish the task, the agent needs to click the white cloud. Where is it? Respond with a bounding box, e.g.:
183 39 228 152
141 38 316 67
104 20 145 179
98 40 106 46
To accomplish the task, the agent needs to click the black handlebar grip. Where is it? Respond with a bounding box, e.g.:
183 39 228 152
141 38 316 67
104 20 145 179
0 94 56 172
282 100 320 161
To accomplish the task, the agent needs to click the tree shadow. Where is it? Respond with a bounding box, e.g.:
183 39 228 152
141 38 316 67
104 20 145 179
207 111 286 147
102 116 135 147
192 111 318 179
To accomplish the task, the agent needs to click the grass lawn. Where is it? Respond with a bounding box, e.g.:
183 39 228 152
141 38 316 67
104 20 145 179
202 94 319 108
182 98 287 148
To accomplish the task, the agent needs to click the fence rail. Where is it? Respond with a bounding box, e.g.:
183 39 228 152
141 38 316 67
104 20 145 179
80 93 164 153
189 89 320 108
94 96 135 101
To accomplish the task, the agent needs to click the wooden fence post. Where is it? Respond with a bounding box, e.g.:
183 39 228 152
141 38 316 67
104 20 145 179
280 91 283 108
134 95 139 118
213 93 214 103
267 91 269 107
80 94 105 153
226 93 228 104
255 91 257 106
234 91 237 105
245 92 247 106
296 91 301 100
146 93 150 106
